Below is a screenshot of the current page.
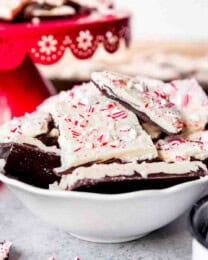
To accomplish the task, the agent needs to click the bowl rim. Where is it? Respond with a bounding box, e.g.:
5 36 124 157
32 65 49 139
1 171 208 201
189 195 208 249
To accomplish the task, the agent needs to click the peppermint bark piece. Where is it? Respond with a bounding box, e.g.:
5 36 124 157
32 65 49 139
0 241 12 260
0 0 29 21
21 0 77 19
51 161 207 193
92 71 183 135
0 111 59 150
164 79 208 133
0 111 51 141
156 131 208 163
0 111 60 188
42 83 158 172
20 0 114 20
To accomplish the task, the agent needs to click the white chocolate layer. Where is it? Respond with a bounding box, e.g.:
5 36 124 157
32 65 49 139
43 83 157 172
0 111 60 155
0 159 6 172
0 111 51 143
31 5 75 17
51 161 207 190
91 71 183 134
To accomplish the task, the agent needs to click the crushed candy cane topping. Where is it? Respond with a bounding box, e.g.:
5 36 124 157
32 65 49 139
156 131 208 162
91 71 183 134
0 111 51 143
163 79 208 133
39 83 157 172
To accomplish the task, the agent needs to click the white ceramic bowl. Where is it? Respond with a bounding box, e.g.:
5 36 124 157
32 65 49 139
1 172 208 243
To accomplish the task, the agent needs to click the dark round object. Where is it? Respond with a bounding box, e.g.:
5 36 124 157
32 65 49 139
189 195 208 249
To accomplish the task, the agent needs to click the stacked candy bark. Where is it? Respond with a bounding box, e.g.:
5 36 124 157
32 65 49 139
0 72 208 193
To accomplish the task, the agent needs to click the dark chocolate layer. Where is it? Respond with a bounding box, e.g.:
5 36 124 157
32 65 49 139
36 119 59 148
71 170 206 194
0 143 60 188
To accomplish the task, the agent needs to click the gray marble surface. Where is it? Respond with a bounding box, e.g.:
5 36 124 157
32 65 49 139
0 184 192 260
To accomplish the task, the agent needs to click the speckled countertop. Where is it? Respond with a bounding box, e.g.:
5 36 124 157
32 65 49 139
0 185 192 260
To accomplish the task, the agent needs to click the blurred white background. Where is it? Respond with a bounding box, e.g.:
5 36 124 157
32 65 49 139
115 0 208 40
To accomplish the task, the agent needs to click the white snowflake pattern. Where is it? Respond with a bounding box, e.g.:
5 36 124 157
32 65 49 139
63 35 71 45
106 31 118 45
38 35 58 55
77 30 93 50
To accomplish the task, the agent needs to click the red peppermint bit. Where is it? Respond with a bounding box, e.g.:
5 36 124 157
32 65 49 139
170 82 177 90
10 128 17 133
78 101 86 106
80 124 85 128
167 138 186 145
72 130 80 137
96 101 100 105
101 103 115 111
64 118 72 122
110 145 117 148
102 142 108 146
17 131 22 135
145 103 149 108
88 106 95 113
121 115 128 119
120 129 130 132
74 120 79 126
112 79 125 84
182 94 190 107
166 103 174 108
72 105 77 109
100 108 107 111
97 134 104 142
111 110 128 120
92 143 96 149
79 114 85 118
154 91 160 97
74 147 81 152
175 155 185 161
89 128 98 135
69 91 75 98
108 103 114 109
160 93 167 100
